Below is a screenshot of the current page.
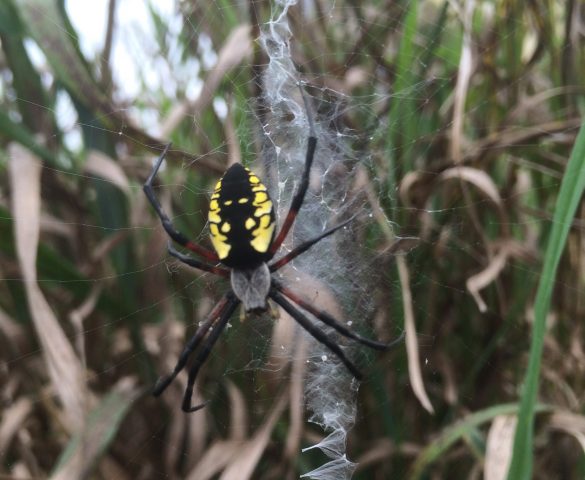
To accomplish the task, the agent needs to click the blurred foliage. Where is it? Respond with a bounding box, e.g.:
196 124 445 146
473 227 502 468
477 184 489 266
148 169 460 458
0 0 584 479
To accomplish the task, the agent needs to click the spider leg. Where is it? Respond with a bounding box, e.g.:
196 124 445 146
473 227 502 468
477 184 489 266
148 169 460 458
269 288 363 380
153 292 233 398
167 243 229 278
273 280 404 350
269 88 318 256
143 143 219 262
269 216 355 272
182 294 240 412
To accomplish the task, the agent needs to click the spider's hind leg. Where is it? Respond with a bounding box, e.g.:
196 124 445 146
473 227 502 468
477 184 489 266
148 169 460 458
181 294 240 412
153 293 238 410
272 280 404 351
269 288 364 380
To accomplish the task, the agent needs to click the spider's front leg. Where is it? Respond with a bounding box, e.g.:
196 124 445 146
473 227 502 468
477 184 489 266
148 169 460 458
143 143 219 262
268 87 318 256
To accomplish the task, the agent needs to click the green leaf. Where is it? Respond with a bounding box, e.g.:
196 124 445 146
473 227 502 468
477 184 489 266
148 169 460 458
52 387 140 477
507 120 585 480
409 403 552 479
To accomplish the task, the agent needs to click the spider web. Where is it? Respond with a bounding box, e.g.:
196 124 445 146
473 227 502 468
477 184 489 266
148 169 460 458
2 0 579 479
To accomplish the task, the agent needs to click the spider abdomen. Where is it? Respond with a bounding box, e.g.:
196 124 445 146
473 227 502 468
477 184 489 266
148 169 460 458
208 163 276 269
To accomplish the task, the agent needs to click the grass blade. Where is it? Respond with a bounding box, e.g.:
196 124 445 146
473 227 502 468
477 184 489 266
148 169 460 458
409 403 552 479
506 120 585 479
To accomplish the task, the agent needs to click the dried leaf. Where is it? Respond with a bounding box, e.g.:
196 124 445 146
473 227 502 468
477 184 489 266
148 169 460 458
8 143 86 432
84 150 131 195
466 244 510 313
226 380 248 441
548 411 585 452
0 397 33 461
484 415 516 480
397 256 434 413
161 25 252 136
285 327 307 460
439 166 503 206
0 307 25 345
450 0 475 163
220 391 288 480
186 441 244 480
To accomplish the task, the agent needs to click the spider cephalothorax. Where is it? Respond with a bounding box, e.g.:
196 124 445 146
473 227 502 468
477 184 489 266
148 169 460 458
143 93 402 412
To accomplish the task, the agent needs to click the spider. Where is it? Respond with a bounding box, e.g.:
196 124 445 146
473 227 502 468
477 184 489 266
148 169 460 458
143 94 401 412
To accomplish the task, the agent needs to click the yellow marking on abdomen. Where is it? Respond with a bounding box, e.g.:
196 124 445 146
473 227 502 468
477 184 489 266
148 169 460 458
251 218 275 253
209 223 231 259
208 210 221 223
254 199 273 217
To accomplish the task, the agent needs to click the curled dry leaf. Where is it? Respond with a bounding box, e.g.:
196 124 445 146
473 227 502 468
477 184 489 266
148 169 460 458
484 415 517 480
8 143 86 432
548 411 585 453
398 170 424 208
439 166 503 207
466 244 511 313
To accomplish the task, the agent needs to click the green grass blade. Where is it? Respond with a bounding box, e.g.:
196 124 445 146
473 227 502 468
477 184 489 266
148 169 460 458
52 387 139 477
507 120 585 480
409 403 552 479
386 0 419 211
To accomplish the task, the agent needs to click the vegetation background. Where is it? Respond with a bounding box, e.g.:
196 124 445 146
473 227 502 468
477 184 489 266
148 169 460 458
0 0 584 479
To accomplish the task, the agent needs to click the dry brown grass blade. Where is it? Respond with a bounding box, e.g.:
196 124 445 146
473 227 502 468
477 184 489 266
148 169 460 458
484 415 516 480
397 255 434 414
284 331 306 461
219 390 288 480
161 24 252 137
84 150 131 195
8 143 86 432
0 306 25 345
186 441 244 480
226 380 248 441
466 244 510 313
548 410 585 452
450 0 475 164
439 167 503 207
463 118 582 164
0 397 33 462
225 100 242 167
69 283 103 370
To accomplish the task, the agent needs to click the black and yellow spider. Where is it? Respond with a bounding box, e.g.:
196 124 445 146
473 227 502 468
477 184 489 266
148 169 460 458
144 100 400 412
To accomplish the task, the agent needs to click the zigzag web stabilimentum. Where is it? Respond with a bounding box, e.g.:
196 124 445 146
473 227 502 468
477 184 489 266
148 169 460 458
258 1 396 478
